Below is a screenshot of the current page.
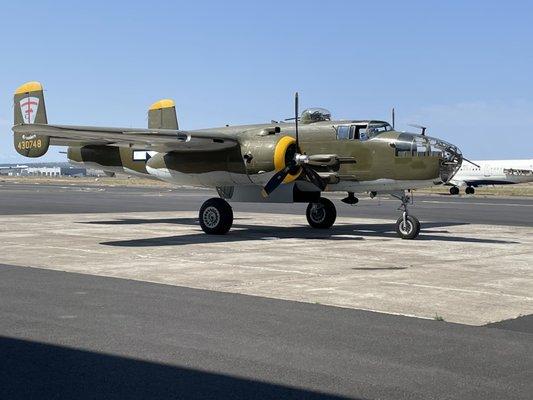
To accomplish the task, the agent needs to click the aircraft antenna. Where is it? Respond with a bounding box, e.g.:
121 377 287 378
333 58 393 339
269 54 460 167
295 92 299 150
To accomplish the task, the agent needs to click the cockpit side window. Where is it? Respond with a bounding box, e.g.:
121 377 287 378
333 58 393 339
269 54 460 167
337 125 370 141
336 126 350 140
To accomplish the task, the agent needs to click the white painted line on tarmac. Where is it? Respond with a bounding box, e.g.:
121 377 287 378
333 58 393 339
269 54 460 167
419 200 533 207
382 281 533 301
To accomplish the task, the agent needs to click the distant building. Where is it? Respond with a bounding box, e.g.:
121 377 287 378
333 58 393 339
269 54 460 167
0 164 106 177
25 167 62 176
0 166 88 177
0 165 28 176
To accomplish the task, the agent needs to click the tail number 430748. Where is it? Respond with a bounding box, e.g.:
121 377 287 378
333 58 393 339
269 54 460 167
17 139 42 150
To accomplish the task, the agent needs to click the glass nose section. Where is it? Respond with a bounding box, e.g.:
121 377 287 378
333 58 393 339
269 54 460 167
418 135 463 183
394 134 463 183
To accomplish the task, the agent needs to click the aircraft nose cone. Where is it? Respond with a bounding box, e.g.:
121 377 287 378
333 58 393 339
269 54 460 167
395 132 463 183
425 136 463 183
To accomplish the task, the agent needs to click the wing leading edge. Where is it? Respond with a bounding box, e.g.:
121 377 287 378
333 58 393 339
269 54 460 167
12 123 238 153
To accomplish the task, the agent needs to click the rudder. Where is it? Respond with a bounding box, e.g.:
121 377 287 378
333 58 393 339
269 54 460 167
13 81 50 157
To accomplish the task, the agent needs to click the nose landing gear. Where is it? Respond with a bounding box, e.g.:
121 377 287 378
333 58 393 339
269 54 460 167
465 186 475 195
393 192 421 239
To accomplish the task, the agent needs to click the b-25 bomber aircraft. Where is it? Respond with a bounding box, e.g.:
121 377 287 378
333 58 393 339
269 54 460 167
12 81 464 239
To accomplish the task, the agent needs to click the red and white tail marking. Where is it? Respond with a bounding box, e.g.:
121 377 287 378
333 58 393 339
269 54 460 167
19 96 39 124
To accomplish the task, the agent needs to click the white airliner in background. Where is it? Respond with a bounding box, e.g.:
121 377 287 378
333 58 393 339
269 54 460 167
448 159 533 194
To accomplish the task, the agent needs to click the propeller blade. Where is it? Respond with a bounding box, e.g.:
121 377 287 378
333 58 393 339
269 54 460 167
463 157 480 168
261 165 292 197
303 165 327 191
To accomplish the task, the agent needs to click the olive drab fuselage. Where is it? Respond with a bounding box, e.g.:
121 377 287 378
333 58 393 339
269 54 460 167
11 81 459 193
68 120 450 192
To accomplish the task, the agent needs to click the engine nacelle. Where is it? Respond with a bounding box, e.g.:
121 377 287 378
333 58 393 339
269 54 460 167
241 135 303 185
67 145 150 176
67 145 122 173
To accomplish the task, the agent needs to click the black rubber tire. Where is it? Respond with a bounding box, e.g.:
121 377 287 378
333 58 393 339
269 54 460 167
306 197 336 229
395 215 421 239
449 186 460 195
465 186 475 195
199 198 233 235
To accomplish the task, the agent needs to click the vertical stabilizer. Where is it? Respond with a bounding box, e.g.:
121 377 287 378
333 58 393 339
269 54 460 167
148 99 178 130
13 81 50 157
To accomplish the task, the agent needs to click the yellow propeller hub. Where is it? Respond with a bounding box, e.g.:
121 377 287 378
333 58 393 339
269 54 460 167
273 136 302 184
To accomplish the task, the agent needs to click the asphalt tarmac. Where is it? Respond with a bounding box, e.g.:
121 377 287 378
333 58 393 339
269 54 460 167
1 264 531 400
1 181 532 399
1 181 533 226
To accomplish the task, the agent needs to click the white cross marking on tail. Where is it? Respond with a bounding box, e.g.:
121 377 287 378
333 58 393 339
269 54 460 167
19 96 40 124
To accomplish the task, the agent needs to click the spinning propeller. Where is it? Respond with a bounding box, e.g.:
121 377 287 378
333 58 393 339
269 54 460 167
261 93 327 197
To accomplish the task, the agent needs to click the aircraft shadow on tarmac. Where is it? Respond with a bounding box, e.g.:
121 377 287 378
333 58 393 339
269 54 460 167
85 218 518 247
0 336 355 400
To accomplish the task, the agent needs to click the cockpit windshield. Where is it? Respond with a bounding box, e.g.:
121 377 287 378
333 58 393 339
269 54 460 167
335 121 393 141
366 121 393 138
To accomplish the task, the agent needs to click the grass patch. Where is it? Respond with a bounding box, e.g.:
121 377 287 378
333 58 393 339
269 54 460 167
433 313 445 321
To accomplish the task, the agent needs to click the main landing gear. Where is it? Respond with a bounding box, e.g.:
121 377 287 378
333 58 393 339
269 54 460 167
450 185 475 195
199 198 234 234
306 197 337 229
465 186 475 195
392 192 421 240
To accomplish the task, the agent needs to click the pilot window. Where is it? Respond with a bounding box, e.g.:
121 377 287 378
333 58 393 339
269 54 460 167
337 126 349 140
337 125 367 140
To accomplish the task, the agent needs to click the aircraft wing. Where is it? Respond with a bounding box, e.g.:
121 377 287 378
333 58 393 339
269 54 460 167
12 123 238 152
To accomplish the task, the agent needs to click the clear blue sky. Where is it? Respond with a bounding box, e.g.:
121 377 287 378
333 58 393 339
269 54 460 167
1 0 532 162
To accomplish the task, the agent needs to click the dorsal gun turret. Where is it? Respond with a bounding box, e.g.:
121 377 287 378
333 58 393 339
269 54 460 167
300 108 331 124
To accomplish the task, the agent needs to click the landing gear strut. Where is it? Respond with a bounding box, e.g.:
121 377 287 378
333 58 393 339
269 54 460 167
393 192 420 239
306 197 337 229
199 198 233 234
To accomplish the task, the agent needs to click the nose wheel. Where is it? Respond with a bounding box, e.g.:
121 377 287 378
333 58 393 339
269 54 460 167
393 192 421 239
396 214 421 239
306 197 337 229
199 198 233 234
